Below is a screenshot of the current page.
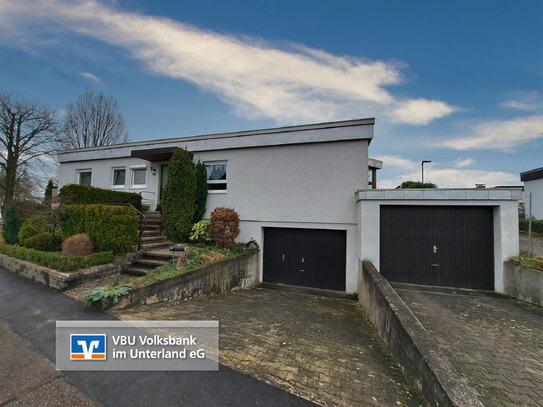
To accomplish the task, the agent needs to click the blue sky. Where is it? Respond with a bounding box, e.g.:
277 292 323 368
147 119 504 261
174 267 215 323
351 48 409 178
0 0 542 187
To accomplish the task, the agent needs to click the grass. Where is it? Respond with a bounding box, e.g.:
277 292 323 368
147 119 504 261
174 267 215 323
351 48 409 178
130 243 249 287
515 251 543 272
0 244 114 272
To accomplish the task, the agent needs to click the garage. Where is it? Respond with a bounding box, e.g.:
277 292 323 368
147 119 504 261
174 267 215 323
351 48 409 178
379 206 494 290
263 227 346 291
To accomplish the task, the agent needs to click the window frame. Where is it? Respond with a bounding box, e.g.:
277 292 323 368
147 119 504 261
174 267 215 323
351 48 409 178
76 169 92 186
130 166 147 189
205 161 227 194
111 167 127 189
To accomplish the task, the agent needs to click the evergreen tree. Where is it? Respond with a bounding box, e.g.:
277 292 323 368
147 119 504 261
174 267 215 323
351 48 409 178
162 148 196 241
193 161 208 223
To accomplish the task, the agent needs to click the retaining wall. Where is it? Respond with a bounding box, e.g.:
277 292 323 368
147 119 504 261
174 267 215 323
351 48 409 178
111 249 260 310
504 262 543 306
358 260 483 407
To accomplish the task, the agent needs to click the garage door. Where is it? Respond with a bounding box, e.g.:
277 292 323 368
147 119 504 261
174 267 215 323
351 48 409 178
380 206 494 290
263 227 346 291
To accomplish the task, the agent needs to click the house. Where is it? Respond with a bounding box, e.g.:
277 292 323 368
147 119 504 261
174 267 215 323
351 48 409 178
57 118 520 294
520 167 543 219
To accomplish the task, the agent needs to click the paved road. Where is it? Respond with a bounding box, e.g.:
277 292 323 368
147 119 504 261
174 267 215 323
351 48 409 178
395 284 543 407
519 233 543 256
115 287 425 407
0 268 314 407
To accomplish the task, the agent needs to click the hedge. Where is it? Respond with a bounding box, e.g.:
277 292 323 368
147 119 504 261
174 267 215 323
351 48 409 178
18 215 52 246
0 245 113 272
58 184 142 211
59 204 139 254
520 218 543 235
2 206 23 244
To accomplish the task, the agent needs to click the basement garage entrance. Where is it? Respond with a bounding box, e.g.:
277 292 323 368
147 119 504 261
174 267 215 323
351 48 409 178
380 206 494 290
263 227 346 291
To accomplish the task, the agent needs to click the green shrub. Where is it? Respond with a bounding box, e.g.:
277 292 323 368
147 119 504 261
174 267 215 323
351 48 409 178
193 161 208 223
58 184 142 211
189 220 211 242
24 233 62 252
519 218 543 235
0 244 113 272
84 282 132 305
2 206 23 244
59 204 139 254
162 148 196 242
399 181 437 189
44 179 54 204
18 215 52 245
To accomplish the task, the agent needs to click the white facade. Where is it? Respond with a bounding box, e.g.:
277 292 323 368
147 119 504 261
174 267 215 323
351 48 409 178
57 119 374 293
357 189 522 293
523 178 543 220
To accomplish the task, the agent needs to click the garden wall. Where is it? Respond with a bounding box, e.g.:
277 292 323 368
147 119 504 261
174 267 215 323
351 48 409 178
0 253 120 290
112 249 259 310
358 260 483 407
504 262 543 306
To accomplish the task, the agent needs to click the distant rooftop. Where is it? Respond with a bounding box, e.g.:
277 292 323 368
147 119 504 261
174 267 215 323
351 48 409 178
520 167 543 182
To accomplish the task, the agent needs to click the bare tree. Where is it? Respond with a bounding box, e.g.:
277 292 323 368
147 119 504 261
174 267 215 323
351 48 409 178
62 89 129 149
0 93 60 209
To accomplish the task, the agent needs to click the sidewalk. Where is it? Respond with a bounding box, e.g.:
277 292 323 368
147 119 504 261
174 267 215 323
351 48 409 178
0 268 314 407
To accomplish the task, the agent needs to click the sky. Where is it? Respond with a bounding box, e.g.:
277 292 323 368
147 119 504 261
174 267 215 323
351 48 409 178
0 0 542 188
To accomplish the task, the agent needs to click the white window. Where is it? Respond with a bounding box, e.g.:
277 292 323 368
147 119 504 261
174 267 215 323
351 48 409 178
76 169 92 186
205 162 227 193
112 168 126 188
131 167 147 188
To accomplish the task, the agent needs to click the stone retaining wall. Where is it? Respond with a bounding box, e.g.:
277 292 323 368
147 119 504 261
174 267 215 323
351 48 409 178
504 262 543 306
0 253 120 290
358 260 483 407
110 249 260 310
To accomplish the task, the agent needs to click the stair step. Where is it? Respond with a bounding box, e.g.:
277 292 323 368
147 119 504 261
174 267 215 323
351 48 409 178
141 230 160 237
133 259 170 268
140 235 167 243
139 241 173 250
123 267 150 276
141 252 175 261
142 224 161 230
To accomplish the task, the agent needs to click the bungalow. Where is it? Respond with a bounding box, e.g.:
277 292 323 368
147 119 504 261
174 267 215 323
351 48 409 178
57 118 520 294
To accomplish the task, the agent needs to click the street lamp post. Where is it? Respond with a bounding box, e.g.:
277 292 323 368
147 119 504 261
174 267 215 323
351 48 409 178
421 160 432 183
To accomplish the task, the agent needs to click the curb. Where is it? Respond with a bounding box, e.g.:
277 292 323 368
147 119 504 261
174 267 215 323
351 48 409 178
358 260 483 407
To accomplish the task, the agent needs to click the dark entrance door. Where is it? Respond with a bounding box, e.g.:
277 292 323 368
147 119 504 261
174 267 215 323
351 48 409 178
380 206 494 290
263 227 346 291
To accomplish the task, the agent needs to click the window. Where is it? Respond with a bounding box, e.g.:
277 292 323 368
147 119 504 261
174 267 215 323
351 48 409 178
76 169 92 186
112 168 126 188
205 162 227 192
131 167 147 188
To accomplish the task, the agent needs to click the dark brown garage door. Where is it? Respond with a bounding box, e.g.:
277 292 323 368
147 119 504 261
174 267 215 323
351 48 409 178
380 206 494 290
263 227 346 291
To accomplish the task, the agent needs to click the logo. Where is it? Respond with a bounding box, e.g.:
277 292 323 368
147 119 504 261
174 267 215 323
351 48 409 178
70 334 106 360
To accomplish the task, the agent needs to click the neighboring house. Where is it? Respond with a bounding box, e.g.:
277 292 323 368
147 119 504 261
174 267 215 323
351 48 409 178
57 118 520 294
521 167 543 219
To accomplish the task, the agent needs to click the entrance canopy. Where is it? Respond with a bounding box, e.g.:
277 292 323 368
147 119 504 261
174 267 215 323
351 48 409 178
131 147 182 162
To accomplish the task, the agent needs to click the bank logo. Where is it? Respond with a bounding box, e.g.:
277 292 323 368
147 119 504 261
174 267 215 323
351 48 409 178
70 334 106 360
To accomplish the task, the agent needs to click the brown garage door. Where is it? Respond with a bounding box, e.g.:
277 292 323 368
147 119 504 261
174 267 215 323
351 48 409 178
380 206 494 290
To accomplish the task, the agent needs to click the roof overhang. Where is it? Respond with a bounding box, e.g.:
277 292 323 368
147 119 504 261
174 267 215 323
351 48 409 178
520 167 543 182
368 158 383 170
131 147 180 162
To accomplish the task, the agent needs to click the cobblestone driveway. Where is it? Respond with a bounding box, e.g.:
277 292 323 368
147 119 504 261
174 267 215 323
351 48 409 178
114 288 425 407
395 284 543 407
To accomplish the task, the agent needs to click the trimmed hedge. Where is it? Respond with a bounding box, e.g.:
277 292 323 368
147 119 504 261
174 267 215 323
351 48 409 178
18 215 52 246
0 244 113 272
59 184 142 211
24 233 62 252
520 218 543 235
59 204 139 254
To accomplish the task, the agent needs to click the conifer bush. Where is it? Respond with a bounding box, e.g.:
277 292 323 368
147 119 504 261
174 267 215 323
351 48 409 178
162 148 196 242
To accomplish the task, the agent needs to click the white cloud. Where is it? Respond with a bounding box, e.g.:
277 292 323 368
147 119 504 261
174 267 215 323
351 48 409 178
378 155 519 188
80 72 102 83
454 157 475 168
0 0 456 125
441 114 543 151
500 91 543 112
